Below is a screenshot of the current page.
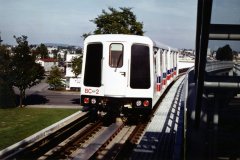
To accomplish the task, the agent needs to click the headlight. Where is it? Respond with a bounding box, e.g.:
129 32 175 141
91 98 96 104
136 100 142 106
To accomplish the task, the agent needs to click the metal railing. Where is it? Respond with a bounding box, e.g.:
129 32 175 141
205 61 234 72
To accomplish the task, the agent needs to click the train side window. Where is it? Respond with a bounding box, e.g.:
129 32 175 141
153 47 159 74
165 50 168 70
160 49 164 74
84 43 103 87
154 53 157 74
109 43 123 68
130 44 150 89
171 51 174 68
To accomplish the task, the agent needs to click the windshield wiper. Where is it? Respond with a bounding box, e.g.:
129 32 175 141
115 53 123 72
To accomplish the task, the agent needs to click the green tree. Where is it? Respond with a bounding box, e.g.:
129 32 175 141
71 56 82 77
64 51 68 61
11 35 45 107
36 43 49 59
0 45 11 79
82 32 92 40
82 7 144 39
57 54 64 66
216 44 233 61
47 66 64 90
75 48 82 54
0 45 16 107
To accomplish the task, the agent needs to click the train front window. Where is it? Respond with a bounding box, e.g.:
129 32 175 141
109 43 123 68
130 44 150 89
84 43 103 87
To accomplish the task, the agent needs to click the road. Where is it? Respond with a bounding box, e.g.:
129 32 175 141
14 82 80 106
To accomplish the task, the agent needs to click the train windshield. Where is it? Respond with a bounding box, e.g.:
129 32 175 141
130 44 150 89
84 43 103 87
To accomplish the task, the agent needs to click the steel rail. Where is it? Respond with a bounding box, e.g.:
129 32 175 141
97 74 185 160
72 121 124 160
43 120 104 159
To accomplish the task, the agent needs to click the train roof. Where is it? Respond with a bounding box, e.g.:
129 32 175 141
155 41 179 52
84 34 154 45
154 41 170 50
84 34 178 52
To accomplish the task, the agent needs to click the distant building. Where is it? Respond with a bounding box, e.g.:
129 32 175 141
36 58 58 72
65 54 81 91
47 46 58 53
47 46 58 58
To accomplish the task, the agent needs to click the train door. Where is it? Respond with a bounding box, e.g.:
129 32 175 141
155 48 162 93
166 50 171 82
171 51 174 78
103 43 128 96
173 51 177 76
160 49 164 87
162 49 167 86
176 51 179 76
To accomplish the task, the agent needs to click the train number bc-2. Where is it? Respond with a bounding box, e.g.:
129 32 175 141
85 88 100 94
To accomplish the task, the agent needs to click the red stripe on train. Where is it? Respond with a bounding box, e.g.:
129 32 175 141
167 74 171 80
157 83 161 91
163 79 166 85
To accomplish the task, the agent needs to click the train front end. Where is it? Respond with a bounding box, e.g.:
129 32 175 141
80 34 155 116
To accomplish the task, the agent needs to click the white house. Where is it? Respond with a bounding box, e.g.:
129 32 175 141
47 46 58 58
36 58 58 72
65 54 82 91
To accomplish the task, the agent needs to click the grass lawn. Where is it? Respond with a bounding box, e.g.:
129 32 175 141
0 108 79 150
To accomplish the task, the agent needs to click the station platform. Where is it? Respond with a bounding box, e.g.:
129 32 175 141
131 76 185 160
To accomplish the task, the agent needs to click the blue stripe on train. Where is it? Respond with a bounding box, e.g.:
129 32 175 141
157 76 161 83
163 73 166 78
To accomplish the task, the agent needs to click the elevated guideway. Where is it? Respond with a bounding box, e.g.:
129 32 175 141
185 67 240 159
131 76 185 160
205 61 234 73
205 61 240 90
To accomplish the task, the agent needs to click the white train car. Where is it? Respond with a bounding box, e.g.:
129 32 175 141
80 34 178 115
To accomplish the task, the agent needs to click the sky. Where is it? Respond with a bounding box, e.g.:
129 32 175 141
0 0 197 49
